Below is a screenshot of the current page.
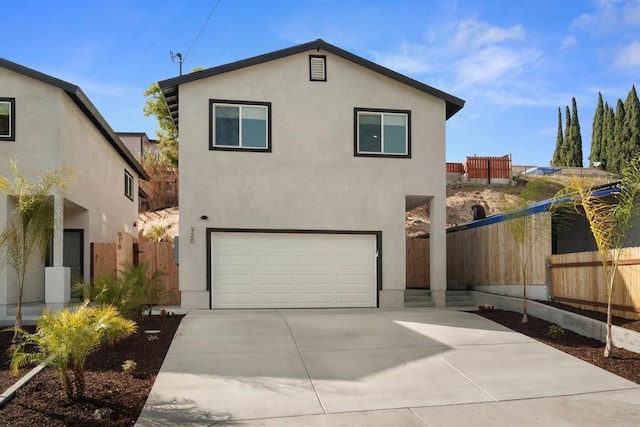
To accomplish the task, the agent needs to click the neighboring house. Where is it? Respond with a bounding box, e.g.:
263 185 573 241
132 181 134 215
0 58 148 314
118 132 159 161
159 39 464 309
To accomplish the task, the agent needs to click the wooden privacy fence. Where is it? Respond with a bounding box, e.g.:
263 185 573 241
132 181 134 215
549 247 640 320
406 238 430 288
446 213 551 286
446 162 465 173
90 231 179 305
464 155 512 180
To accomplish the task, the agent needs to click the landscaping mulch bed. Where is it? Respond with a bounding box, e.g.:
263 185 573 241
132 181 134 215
476 309 640 385
0 314 183 426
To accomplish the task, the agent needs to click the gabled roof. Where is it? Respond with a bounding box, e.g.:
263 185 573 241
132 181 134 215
0 58 149 180
158 39 465 130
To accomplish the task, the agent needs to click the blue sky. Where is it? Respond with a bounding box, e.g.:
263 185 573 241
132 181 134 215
2 0 639 166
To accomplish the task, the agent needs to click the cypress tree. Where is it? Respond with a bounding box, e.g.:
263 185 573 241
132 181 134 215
590 92 604 168
560 105 572 166
624 85 640 162
613 99 626 173
602 103 615 172
570 97 584 167
551 107 564 166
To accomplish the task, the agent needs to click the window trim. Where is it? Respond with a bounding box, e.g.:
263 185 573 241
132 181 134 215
354 108 411 158
209 99 272 152
124 170 134 201
0 97 16 141
309 55 327 82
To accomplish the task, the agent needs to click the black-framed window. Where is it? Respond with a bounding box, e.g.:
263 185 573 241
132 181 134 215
0 98 15 141
309 55 326 81
124 170 133 201
209 100 271 152
354 108 411 158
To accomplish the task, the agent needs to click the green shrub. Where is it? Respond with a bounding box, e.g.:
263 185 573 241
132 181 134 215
78 263 172 320
121 359 137 375
547 324 565 340
9 301 137 400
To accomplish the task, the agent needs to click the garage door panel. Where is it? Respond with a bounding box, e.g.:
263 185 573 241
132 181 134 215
217 255 255 265
296 274 334 285
296 293 335 304
217 274 253 285
256 293 296 304
337 293 373 304
337 256 373 266
211 232 377 308
297 255 333 265
216 293 255 305
337 274 374 285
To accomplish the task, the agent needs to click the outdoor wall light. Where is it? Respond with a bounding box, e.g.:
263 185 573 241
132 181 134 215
200 215 209 220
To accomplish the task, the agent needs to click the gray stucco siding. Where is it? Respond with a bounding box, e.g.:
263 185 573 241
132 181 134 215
177 49 448 308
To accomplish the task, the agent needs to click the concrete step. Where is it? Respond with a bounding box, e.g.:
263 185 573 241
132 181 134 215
404 289 432 308
404 301 436 308
446 300 475 308
445 290 475 308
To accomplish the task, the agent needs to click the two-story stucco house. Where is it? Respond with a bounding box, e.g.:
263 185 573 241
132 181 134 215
159 39 464 309
0 58 148 315
118 132 160 160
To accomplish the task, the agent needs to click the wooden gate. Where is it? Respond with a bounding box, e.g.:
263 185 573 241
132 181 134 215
90 231 180 305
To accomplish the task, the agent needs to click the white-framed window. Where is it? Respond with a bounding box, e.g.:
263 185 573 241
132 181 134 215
0 98 15 141
355 108 410 157
124 170 134 201
209 100 271 151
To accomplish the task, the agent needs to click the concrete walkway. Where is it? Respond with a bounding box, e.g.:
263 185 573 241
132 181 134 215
136 308 640 426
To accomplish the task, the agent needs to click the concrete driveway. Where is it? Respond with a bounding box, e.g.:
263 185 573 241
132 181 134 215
136 308 640 426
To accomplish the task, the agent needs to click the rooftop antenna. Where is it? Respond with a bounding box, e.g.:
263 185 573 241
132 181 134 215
170 51 184 76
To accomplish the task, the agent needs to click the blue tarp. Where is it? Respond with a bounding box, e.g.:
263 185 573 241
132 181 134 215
522 167 561 176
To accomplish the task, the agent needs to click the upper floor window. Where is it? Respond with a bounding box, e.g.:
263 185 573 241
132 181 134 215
355 108 410 158
210 100 271 152
124 170 133 201
0 98 15 141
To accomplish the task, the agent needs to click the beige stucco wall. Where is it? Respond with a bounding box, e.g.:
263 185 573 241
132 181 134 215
0 67 139 307
177 50 448 308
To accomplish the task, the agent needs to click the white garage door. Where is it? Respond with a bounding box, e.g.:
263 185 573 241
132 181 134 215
210 232 377 308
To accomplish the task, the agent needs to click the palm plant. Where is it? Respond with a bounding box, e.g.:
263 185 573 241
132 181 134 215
0 161 75 336
553 154 640 356
81 262 169 320
502 178 552 323
9 300 137 400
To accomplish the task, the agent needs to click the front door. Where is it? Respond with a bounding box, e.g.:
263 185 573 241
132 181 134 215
64 229 84 285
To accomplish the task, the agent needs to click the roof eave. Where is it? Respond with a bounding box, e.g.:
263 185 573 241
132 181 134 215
158 39 465 130
0 58 149 180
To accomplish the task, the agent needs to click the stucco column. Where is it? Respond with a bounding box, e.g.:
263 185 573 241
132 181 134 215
429 195 447 307
52 194 64 267
46 195 70 311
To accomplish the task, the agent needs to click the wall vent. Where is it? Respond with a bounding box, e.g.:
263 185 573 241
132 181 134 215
309 55 326 81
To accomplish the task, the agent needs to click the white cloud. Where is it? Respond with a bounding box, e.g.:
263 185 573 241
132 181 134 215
572 0 639 32
623 0 640 25
561 36 577 49
456 46 542 85
614 41 640 69
373 44 433 74
451 19 525 49
375 52 431 74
